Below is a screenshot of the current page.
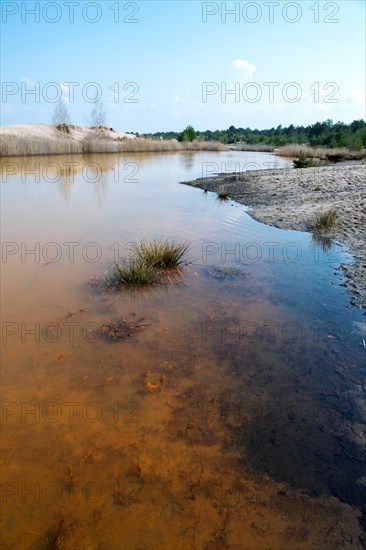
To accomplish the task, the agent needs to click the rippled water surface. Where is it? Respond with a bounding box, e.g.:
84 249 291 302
1 151 365 549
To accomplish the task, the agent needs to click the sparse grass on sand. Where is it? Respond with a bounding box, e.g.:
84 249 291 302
217 186 229 200
277 144 365 162
104 239 190 289
313 209 338 233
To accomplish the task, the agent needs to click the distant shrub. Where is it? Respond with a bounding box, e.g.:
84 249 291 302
293 152 317 168
55 123 70 134
179 125 197 142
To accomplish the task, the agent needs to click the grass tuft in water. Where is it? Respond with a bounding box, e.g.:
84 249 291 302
134 239 190 269
104 239 190 289
217 186 229 200
104 259 158 288
313 209 337 233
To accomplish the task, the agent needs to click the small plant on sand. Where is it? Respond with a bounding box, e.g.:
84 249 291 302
293 152 316 168
104 239 190 289
217 186 229 200
313 209 337 233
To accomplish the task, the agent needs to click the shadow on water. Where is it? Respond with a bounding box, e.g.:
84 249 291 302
202 284 366 509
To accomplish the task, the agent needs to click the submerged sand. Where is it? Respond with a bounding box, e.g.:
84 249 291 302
182 163 366 312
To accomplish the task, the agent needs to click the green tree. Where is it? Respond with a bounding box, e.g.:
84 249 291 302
179 125 196 142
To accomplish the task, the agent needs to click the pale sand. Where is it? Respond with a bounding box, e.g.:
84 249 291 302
182 163 366 312
0 123 136 141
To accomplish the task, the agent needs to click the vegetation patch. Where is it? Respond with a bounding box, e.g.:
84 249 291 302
278 143 365 162
104 259 158 288
55 123 70 134
134 239 189 269
217 186 229 200
313 209 338 233
103 239 190 290
293 152 318 168
146 119 366 150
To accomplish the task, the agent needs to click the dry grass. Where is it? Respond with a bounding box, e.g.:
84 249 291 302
313 209 338 233
0 133 225 157
232 143 275 152
277 144 365 161
217 186 229 200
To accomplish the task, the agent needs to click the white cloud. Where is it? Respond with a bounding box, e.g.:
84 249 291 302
21 76 37 85
173 94 187 104
350 89 365 104
232 59 257 79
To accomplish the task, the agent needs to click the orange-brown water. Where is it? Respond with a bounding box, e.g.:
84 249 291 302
1 152 365 549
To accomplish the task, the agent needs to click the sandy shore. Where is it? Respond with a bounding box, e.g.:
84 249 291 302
182 162 366 312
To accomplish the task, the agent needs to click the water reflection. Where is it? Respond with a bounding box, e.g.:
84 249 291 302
311 232 335 254
178 151 196 171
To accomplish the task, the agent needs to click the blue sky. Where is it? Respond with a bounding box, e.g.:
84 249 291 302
1 0 365 132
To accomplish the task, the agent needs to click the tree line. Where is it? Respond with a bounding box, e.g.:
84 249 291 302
145 119 366 150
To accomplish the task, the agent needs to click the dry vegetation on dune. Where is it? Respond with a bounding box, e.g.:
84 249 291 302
0 125 225 157
277 143 366 161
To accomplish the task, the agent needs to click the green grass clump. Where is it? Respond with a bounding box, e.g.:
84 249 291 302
313 209 337 233
104 259 157 288
134 239 189 269
217 186 229 200
104 239 189 289
293 152 317 168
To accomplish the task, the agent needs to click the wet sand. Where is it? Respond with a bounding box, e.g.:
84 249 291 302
182 162 366 312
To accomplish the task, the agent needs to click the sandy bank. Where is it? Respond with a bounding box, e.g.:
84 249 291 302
182 163 366 312
0 123 135 141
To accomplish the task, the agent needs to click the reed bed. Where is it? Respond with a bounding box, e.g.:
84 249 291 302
0 133 225 157
277 144 365 161
231 143 275 152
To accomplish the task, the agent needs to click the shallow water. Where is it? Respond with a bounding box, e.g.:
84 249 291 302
1 151 365 548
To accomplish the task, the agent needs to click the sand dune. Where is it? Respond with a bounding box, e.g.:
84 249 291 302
0 123 136 141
